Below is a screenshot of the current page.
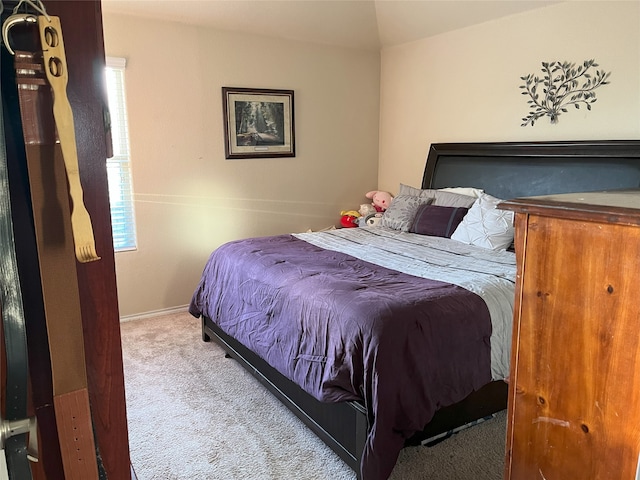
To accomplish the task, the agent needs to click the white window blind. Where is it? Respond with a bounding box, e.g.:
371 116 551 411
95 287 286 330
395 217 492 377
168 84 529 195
105 57 137 251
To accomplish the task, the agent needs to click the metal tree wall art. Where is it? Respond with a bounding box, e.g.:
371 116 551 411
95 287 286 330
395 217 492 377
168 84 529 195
519 60 611 127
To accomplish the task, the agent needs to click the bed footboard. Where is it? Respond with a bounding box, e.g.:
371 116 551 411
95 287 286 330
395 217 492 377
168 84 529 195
201 315 507 476
202 315 368 474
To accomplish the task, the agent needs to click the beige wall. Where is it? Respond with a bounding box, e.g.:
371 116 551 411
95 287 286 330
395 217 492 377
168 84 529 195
102 14 380 317
379 1 640 193
105 1 640 317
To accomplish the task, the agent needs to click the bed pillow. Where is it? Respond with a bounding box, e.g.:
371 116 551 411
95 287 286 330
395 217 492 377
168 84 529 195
380 195 433 231
439 187 484 198
450 193 515 250
398 183 436 198
409 204 469 238
398 183 476 208
432 191 477 208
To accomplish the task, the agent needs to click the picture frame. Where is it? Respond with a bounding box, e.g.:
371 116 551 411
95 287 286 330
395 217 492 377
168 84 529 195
222 87 295 159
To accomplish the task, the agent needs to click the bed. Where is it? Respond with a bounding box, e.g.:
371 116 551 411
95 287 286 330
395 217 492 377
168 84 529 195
189 140 640 480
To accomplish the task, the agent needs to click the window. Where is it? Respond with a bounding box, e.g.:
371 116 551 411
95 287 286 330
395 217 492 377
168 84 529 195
105 57 137 251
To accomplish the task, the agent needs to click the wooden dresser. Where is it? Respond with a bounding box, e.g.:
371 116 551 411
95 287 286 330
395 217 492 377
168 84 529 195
500 190 640 480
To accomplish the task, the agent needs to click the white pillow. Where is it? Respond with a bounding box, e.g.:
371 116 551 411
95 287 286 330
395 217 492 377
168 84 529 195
450 193 514 250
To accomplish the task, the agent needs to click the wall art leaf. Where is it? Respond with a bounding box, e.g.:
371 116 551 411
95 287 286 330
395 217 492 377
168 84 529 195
519 60 611 127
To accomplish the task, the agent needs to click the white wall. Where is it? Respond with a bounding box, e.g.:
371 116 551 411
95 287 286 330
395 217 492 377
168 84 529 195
101 14 380 317
378 1 640 193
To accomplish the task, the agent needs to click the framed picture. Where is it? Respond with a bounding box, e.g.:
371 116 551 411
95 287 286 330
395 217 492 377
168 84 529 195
222 87 295 159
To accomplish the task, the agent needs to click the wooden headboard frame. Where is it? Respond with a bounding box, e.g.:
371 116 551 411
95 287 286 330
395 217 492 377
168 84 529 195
422 141 640 200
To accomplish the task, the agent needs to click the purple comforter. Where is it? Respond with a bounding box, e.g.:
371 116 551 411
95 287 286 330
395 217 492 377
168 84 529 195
189 234 492 480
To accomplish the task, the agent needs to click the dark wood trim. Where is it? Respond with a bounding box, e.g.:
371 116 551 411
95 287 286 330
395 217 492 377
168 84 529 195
49 2 132 478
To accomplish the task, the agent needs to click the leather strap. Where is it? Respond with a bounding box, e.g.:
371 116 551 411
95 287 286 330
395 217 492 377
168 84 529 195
13 43 100 479
0 42 34 480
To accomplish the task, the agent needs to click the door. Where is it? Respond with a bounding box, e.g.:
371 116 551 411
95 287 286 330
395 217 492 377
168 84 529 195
1 1 131 478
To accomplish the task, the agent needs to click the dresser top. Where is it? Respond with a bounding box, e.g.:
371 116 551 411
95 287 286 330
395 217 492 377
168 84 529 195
499 188 640 225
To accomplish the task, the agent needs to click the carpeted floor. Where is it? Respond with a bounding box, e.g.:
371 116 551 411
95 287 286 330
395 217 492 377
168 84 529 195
121 311 506 479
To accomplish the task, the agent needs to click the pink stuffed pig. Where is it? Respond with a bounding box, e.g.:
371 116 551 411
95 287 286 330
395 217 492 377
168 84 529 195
365 190 394 212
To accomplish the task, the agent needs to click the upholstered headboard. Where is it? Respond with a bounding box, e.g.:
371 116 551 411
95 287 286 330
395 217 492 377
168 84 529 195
422 141 640 200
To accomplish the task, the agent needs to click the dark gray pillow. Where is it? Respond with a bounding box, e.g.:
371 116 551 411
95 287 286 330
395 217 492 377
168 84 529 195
410 204 469 238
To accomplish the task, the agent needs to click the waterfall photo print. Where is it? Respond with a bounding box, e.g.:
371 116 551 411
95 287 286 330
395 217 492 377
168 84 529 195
222 87 295 159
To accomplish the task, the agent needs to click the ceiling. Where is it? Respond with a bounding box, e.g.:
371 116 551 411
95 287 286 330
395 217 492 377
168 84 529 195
100 0 560 51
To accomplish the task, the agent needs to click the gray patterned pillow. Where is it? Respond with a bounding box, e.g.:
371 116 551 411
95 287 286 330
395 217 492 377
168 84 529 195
380 195 433 231
398 183 437 198
432 190 477 208
398 183 477 208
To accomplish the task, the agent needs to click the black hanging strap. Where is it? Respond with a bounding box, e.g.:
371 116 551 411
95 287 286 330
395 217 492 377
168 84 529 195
0 42 36 480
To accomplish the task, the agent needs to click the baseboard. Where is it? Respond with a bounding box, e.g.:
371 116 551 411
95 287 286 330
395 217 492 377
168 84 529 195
119 304 190 323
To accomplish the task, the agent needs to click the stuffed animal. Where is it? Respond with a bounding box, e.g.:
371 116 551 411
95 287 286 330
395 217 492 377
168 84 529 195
358 203 377 217
340 210 360 228
359 212 383 227
365 190 394 212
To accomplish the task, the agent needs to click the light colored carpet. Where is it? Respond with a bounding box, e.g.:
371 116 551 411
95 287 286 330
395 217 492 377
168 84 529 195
121 311 506 479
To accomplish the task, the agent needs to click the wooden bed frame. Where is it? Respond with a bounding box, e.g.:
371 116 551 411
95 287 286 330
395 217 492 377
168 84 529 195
201 140 640 477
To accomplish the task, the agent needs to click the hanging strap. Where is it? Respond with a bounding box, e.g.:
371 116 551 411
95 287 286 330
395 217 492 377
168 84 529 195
0 42 36 480
38 15 100 264
8 20 101 480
